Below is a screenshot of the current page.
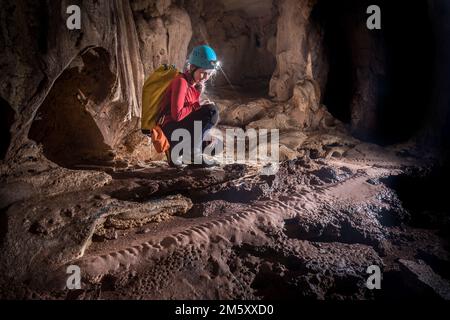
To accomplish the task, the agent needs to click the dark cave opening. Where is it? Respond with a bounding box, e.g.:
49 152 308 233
28 47 115 168
378 1 435 145
313 1 353 124
315 0 435 144
0 97 15 160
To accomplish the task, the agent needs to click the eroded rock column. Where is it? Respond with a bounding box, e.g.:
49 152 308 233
269 0 316 102
132 1 193 75
0 0 144 170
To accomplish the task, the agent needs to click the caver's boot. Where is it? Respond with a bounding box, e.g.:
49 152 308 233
183 144 202 166
166 150 184 168
199 154 221 167
185 158 220 168
185 143 220 168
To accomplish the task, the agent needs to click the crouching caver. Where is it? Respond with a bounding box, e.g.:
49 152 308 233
159 45 220 167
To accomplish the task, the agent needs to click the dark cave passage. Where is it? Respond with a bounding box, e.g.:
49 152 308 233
315 0 435 145
312 1 353 124
379 1 435 145
2 0 450 302
0 97 15 160
28 47 116 168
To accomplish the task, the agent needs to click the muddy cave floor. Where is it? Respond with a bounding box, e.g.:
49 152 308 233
2 134 450 300
1 84 450 299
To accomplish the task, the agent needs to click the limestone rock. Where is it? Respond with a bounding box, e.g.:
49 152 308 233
279 131 308 151
269 0 316 101
134 5 192 75
101 194 192 230
399 259 450 299
130 0 171 17
1 0 144 169
0 191 192 285
218 99 271 127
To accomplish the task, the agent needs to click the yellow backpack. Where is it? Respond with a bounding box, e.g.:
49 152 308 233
141 64 180 132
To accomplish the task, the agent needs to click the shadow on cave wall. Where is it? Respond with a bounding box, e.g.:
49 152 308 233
380 0 435 145
28 47 116 168
314 0 435 145
311 1 353 125
0 97 15 161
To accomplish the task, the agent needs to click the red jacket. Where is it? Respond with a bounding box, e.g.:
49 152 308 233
160 72 201 127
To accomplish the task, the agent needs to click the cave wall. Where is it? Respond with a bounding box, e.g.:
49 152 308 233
185 0 277 87
1 0 450 174
0 0 279 171
131 0 278 86
269 0 316 102
377 1 435 145
131 0 193 76
426 0 450 156
342 1 387 140
28 47 119 167
0 98 15 161
0 0 144 170
314 0 443 145
310 0 389 140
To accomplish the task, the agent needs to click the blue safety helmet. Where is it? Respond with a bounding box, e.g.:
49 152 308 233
188 45 219 70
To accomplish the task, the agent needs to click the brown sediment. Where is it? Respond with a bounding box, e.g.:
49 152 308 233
1 0 450 300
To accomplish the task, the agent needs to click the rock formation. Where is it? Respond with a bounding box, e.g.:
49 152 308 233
1 0 450 300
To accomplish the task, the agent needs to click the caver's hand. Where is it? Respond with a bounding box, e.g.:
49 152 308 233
195 81 206 94
199 93 213 106
202 99 213 105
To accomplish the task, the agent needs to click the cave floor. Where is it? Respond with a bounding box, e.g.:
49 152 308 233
1 131 450 300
